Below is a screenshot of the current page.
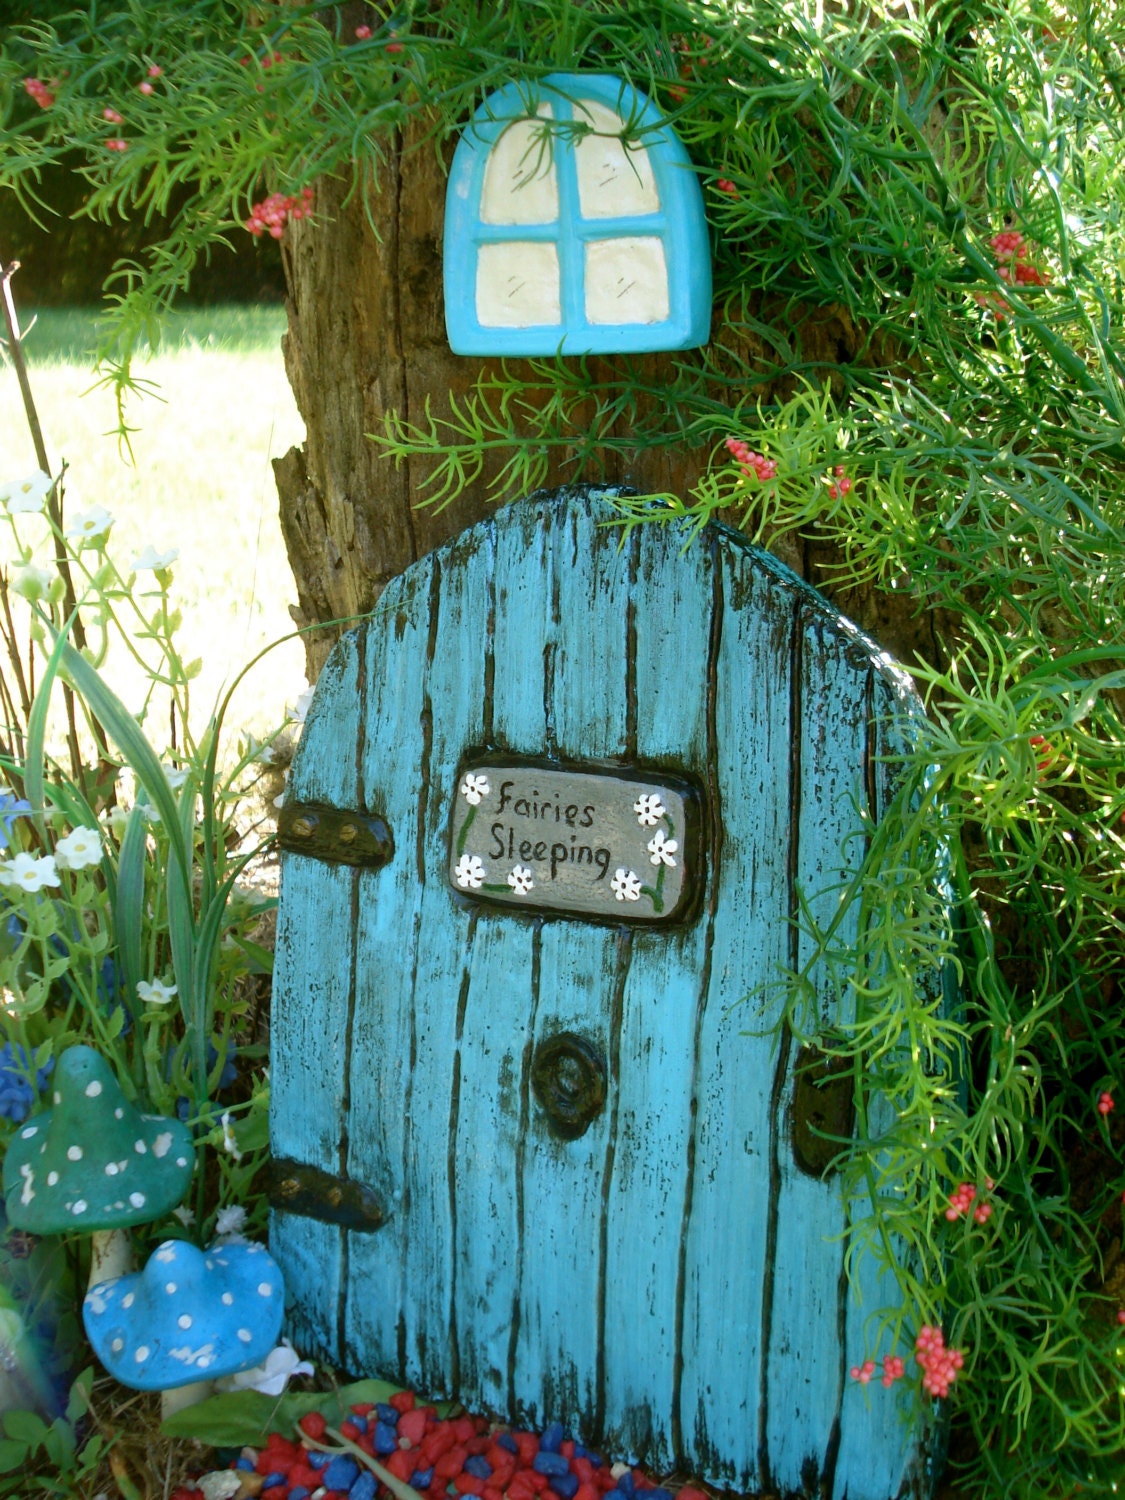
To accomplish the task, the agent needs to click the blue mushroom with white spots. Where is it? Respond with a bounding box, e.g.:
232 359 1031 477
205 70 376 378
1 1046 194 1286
83 1237 285 1415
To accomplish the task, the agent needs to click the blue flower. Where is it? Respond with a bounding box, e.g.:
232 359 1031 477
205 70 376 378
0 793 32 852
0 1043 54 1123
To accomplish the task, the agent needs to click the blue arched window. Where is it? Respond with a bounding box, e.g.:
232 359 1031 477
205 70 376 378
444 74 712 357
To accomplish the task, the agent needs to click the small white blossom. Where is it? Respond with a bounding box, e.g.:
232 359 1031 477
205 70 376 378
136 977 178 1006
101 805 129 836
10 565 54 601
162 763 188 790
0 471 51 514
172 1204 196 1227
0 852 61 893
214 1204 248 1239
634 794 666 827
218 1338 313 1396
220 1110 243 1161
286 686 314 723
55 826 103 871
130 545 179 572
646 829 678 868
460 773 491 805
455 853 486 889
507 864 534 895
611 867 642 902
65 505 115 544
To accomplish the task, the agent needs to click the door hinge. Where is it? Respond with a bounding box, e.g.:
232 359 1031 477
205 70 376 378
268 1156 387 1232
278 799 394 869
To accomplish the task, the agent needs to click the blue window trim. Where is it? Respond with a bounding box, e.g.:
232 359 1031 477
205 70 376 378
444 73 712 357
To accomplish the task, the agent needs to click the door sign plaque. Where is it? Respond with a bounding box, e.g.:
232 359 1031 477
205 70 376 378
448 763 697 923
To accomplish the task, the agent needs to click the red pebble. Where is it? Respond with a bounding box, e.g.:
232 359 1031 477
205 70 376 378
299 1411 327 1440
387 1447 417 1480
353 1402 376 1416
262 1489 288 1500
490 1465 517 1492
529 1473 551 1493
453 1417 476 1443
677 1488 709 1500
341 1420 363 1440
389 1390 416 1412
514 1432 540 1463
572 1458 595 1484
594 1471 619 1492
455 1474 487 1496
399 1407 429 1446
435 1444 470 1479
560 1441 575 1459
422 1426 458 1464
484 1488 504 1500
256 1452 280 1475
507 1473 538 1500
575 1484 600 1500
289 1467 321 1489
170 1490 203 1500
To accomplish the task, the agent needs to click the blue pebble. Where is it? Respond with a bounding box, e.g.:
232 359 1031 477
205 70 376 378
587 1455 603 1468
550 1475 579 1499
573 1446 587 1460
618 1473 636 1498
324 1455 361 1490
308 1450 331 1470
351 1473 378 1500
465 1456 493 1479
377 1403 401 1425
648 1490 674 1500
534 1452 571 1477
496 1433 519 1454
411 1467 435 1487
351 1414 369 1433
290 1490 310 1500
375 1421 400 1454
540 1422 565 1454
236 1457 255 1471
263 1474 286 1489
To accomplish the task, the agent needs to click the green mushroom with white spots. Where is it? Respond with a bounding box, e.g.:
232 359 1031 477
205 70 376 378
1 1045 194 1286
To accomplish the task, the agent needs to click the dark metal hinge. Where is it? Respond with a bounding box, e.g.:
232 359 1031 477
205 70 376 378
278 799 394 869
268 1156 387 1232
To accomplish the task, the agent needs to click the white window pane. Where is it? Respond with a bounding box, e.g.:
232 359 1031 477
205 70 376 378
584 238 670 325
476 242 562 326
574 101 660 219
480 108 559 225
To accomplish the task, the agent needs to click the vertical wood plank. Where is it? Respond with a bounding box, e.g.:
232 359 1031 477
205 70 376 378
399 524 495 1398
514 500 631 1434
676 552 795 1490
270 632 363 1362
452 501 551 1415
763 614 868 1493
831 674 930 1500
599 521 713 1469
344 556 437 1377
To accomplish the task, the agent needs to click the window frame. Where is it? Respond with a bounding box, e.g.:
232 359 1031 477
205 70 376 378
444 73 712 356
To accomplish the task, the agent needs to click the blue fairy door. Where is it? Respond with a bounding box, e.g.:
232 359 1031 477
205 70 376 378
269 487 936 1500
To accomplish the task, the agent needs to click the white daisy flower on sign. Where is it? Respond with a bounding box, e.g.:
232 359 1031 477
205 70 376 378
455 853 486 889
646 829 678 868
507 864 534 895
634 793 666 827
0 471 51 513
131 545 179 572
611 868 642 902
65 505 115 544
460 773 491 805
55 826 103 870
136 977 178 1006
0 852 61 892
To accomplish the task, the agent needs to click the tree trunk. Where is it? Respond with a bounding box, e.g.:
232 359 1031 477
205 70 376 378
274 122 940 679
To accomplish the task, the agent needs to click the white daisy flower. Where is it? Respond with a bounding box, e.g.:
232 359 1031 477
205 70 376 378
0 852 61 892
64 505 115 544
455 853 485 889
646 829 678 868
634 794 666 827
460 773 491 805
130 545 179 572
136 977 178 1006
55 826 103 870
0 471 51 514
611 868 642 902
507 864 534 895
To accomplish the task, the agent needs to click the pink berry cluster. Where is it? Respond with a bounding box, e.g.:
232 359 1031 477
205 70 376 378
915 1325 964 1398
23 78 54 108
945 1179 993 1224
725 436 777 481
245 187 314 239
827 465 853 499
990 230 1050 288
849 1353 906 1388
716 178 739 197
1098 1090 1115 1116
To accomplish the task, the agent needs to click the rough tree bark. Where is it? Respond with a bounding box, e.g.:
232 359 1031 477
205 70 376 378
273 122 940 680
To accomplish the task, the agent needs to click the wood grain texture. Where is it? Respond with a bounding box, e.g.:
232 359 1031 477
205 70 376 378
270 487 935 1498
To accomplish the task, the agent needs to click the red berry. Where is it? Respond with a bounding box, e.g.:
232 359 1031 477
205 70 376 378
355 24 372 38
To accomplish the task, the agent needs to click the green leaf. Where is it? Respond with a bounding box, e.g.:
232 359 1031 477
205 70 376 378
114 803 149 1029
0 1440 26 1473
2 1408 47 1447
160 1378 406 1445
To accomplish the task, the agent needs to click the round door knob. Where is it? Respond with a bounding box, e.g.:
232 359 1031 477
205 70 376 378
531 1032 607 1140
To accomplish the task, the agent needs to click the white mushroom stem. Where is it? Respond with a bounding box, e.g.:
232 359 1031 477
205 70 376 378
89 1228 133 1288
161 1380 214 1420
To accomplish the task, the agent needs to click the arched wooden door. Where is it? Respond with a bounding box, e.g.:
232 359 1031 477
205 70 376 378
269 488 933 1499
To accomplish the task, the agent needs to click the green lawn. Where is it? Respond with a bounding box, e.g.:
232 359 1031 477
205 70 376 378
0 305 307 750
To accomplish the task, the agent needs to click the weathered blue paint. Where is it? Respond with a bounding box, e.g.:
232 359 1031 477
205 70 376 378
270 487 937 1499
